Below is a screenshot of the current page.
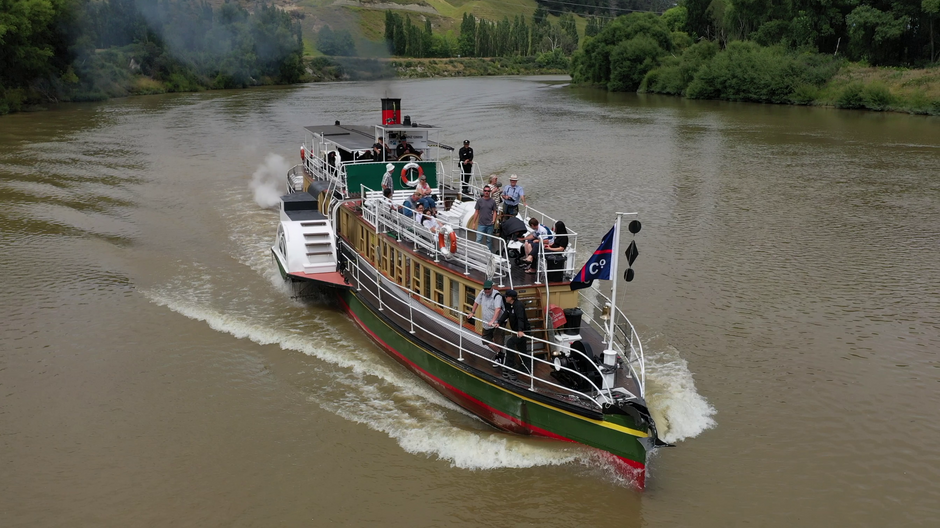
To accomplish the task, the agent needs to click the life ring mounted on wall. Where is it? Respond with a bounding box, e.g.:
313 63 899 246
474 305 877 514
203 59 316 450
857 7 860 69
401 162 423 187
438 225 458 256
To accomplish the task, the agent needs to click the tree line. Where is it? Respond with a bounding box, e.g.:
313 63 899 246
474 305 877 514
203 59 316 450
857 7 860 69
383 7 581 65
1 0 304 115
683 0 938 66
571 7 938 114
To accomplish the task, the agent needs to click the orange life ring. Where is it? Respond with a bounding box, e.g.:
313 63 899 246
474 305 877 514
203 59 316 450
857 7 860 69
401 162 423 187
300 145 306 161
438 227 457 255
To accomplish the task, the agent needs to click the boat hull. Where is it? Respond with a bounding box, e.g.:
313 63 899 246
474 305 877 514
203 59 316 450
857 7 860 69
338 288 650 488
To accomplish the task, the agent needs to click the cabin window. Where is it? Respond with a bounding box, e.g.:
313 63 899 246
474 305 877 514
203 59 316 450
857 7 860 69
423 267 431 299
434 272 444 308
464 287 476 316
449 280 460 318
412 263 422 295
395 252 405 286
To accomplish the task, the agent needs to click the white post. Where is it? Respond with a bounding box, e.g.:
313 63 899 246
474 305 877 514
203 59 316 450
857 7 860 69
602 214 623 377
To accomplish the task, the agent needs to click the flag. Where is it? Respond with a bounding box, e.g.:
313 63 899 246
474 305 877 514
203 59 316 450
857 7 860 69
570 225 616 291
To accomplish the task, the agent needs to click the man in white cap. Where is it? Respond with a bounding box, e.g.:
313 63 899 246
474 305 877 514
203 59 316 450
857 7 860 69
381 163 395 191
502 174 525 216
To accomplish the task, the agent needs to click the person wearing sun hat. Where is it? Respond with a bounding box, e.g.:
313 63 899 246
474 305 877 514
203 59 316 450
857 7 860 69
467 279 504 362
502 174 525 217
381 163 395 191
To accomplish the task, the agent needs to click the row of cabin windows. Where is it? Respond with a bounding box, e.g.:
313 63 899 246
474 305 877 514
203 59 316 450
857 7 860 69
353 218 476 321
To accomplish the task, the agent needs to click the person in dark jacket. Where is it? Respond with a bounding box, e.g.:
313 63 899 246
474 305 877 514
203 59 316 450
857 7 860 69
497 289 530 378
458 140 473 194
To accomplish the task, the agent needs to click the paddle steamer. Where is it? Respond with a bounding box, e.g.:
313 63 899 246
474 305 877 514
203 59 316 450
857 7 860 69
271 99 667 487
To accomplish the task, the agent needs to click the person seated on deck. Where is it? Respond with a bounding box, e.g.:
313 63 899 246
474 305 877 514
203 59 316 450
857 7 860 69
523 217 553 248
523 220 568 274
381 187 397 212
422 208 442 233
396 137 420 159
416 174 436 210
413 202 427 227
372 141 385 162
400 190 422 218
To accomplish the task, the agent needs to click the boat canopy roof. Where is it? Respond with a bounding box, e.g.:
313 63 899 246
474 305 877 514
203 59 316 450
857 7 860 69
304 124 376 151
305 123 443 153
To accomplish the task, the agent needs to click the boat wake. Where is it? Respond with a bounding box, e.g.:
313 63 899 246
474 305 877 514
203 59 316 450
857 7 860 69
142 267 640 486
644 343 717 443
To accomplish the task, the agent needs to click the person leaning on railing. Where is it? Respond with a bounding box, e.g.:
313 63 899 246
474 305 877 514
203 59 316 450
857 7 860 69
466 279 504 362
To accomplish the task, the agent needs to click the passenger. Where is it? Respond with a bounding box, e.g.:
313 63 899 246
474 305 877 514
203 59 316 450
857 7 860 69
416 174 436 210
413 202 426 226
496 289 531 379
466 279 504 360
469 185 498 252
524 220 568 273
372 141 385 162
396 136 419 159
459 140 474 194
487 174 502 210
501 174 525 217
400 190 421 218
381 163 395 191
422 208 441 233
522 218 552 262
381 187 397 212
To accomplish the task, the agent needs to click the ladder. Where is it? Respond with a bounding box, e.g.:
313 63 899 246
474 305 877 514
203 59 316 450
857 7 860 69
516 289 549 359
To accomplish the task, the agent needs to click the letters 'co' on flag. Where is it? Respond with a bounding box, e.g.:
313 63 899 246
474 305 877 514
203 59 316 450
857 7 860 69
570 225 615 291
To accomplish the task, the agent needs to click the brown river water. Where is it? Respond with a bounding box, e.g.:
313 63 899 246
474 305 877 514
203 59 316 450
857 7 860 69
1 77 939 527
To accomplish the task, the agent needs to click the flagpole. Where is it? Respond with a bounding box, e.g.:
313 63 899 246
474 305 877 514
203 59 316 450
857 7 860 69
606 213 623 346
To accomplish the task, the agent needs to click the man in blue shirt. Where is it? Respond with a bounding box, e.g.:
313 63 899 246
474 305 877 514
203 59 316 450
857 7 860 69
501 174 525 217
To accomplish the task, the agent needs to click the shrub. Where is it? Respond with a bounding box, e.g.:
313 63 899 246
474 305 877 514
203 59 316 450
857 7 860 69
836 83 865 109
789 83 819 104
861 83 893 110
608 35 665 92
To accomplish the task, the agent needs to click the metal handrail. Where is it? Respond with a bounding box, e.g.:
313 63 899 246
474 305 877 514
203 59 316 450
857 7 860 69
344 248 616 408
576 286 646 396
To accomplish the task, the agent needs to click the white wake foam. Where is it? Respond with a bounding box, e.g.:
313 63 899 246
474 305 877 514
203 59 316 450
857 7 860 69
250 153 290 209
644 345 717 443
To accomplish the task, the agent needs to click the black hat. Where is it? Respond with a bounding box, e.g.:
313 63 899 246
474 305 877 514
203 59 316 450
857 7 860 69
504 289 517 298
463 140 470 144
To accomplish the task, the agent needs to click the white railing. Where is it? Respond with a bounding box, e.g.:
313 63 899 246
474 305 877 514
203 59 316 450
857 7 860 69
576 286 646 397
345 246 619 408
360 185 515 288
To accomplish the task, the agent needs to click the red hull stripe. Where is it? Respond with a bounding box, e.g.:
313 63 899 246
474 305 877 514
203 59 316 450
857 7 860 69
337 294 647 475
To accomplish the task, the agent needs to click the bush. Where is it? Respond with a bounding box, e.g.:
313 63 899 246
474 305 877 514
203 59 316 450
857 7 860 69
686 42 842 103
643 40 718 95
789 83 819 104
861 83 893 110
835 83 865 109
608 35 665 92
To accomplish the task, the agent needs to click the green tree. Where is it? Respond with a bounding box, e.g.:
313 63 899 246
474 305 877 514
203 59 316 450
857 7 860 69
845 6 910 65
458 12 475 56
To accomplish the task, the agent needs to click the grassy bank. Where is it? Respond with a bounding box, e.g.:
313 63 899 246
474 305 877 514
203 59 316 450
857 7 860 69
813 64 940 115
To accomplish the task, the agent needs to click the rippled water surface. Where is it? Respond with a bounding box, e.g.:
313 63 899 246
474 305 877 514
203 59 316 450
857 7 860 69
2 78 939 527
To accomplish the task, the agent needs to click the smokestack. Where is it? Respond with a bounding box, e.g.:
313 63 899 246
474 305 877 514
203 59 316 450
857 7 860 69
381 98 401 125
